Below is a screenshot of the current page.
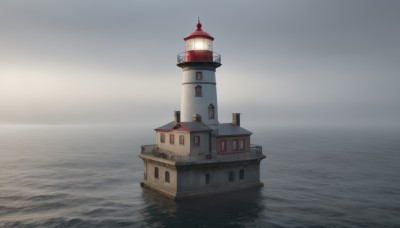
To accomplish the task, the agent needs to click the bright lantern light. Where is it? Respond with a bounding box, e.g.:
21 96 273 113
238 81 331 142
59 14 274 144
185 38 213 51
194 40 205 50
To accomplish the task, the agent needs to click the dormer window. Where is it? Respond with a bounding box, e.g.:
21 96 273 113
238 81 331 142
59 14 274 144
208 103 215 119
195 85 202 97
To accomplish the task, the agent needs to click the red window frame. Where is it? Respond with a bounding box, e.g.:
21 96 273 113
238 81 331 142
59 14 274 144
239 139 245 151
170 134 174 144
160 133 165 143
220 140 227 152
232 139 238 151
179 135 184 145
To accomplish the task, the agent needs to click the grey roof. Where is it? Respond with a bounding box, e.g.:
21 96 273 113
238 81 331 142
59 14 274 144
216 123 252 136
155 121 212 132
155 121 175 131
181 122 213 132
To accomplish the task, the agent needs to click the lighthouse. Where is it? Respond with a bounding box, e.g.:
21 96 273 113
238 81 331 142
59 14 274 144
139 20 265 200
177 19 220 129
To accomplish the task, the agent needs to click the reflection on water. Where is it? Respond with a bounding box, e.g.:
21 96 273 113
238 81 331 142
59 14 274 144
141 188 267 227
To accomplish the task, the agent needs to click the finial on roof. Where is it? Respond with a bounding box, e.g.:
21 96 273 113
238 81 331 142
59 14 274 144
196 17 202 30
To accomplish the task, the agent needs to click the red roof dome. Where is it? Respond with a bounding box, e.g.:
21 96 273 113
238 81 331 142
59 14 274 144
184 20 214 41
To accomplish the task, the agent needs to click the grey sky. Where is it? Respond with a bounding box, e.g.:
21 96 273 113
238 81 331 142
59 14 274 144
1 0 399 127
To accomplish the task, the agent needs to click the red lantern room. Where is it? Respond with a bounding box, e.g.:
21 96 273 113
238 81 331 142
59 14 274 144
177 19 221 67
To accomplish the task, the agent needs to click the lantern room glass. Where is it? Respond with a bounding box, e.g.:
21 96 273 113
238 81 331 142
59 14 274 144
185 38 213 51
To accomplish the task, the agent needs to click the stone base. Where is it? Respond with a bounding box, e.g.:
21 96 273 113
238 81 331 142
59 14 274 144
140 180 264 200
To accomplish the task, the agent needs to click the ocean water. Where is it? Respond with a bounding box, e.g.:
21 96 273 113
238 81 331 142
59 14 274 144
0 125 399 227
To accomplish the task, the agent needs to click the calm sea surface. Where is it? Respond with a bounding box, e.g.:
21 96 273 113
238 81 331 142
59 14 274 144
0 125 399 227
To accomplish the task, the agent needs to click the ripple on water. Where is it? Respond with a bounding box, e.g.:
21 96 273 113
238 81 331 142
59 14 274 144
1 126 400 227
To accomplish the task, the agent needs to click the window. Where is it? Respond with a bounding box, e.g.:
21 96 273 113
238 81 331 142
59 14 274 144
154 167 159 179
208 103 215 119
179 135 184 145
170 134 174 144
229 171 234 182
196 72 202 80
195 85 202 97
239 169 244 180
160 133 165 143
205 173 210 184
220 140 227 152
239 139 245 151
194 136 200 146
165 171 170 183
232 139 238 151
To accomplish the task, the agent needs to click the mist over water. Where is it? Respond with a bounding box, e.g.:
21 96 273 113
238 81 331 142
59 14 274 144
1 125 399 227
1 1 400 226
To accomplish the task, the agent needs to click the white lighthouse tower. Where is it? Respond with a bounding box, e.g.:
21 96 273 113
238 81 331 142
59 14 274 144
177 19 221 129
139 20 265 200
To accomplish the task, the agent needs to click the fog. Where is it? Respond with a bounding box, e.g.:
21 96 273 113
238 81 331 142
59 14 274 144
1 0 399 128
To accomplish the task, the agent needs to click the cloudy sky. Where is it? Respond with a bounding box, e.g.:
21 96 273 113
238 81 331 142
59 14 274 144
1 0 399 128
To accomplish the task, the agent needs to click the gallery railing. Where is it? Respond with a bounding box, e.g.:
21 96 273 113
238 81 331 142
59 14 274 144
177 51 221 64
140 144 265 162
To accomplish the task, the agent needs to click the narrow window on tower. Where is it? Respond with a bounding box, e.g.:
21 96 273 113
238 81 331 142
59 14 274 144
208 103 215 119
196 72 202 80
195 85 202 97
179 135 184 145
170 134 174 144
205 173 210 184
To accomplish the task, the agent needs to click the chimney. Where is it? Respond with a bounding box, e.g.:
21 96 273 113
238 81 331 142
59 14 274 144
232 113 240 126
174 111 181 123
192 114 201 122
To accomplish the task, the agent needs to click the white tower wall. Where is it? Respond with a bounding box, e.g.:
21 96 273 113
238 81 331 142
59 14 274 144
180 69 219 128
